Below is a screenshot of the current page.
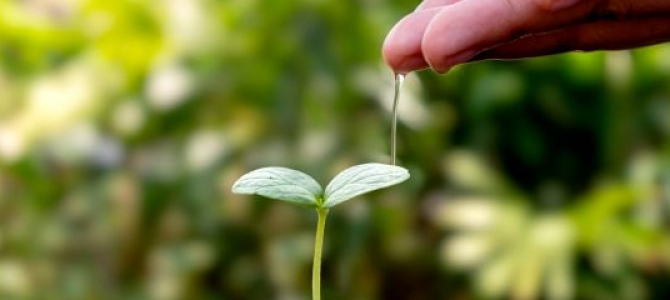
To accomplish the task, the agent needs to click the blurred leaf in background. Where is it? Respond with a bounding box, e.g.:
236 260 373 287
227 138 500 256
0 0 669 299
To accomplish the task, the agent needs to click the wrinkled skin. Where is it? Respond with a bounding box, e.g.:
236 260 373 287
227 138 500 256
383 0 670 73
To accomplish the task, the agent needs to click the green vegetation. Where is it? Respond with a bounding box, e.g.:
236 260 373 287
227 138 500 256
0 0 669 299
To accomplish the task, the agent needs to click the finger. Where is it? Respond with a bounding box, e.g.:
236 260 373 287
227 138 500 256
383 7 444 74
421 0 597 72
383 0 464 74
416 0 462 11
470 16 670 61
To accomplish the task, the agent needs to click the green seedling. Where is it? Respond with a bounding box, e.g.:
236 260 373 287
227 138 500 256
232 163 410 300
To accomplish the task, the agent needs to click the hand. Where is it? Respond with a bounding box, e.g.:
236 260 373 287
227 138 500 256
382 0 670 74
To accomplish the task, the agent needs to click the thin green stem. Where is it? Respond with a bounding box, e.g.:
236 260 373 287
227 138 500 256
312 207 328 300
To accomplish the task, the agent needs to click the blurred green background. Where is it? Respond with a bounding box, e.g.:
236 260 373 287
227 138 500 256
0 0 669 299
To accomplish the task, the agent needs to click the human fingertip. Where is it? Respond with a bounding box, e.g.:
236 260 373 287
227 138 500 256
381 24 400 53
431 66 452 75
381 24 414 67
428 50 477 74
450 50 478 64
382 31 403 67
395 55 428 74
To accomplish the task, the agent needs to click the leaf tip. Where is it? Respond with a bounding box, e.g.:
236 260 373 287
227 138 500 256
323 163 411 208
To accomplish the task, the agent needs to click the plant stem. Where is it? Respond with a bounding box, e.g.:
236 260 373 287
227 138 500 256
312 207 328 300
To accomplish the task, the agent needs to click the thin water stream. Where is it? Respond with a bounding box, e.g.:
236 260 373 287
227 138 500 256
390 73 404 165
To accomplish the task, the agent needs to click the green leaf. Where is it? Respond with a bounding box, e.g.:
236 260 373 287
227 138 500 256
324 163 409 208
232 167 323 206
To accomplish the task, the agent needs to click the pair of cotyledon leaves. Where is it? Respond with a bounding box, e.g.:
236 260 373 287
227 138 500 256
232 163 410 208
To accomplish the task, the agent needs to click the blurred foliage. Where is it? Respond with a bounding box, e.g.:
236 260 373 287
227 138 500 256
0 0 669 299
